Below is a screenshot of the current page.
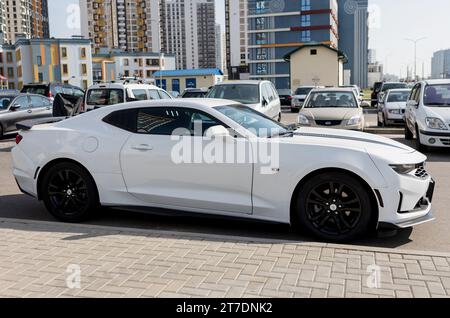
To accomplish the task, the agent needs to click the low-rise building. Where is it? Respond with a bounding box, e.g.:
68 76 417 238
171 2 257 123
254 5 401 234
284 43 347 89
152 68 224 93
92 50 176 83
0 37 92 90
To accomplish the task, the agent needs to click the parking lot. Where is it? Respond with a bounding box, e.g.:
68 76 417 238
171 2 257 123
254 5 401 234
1 109 449 254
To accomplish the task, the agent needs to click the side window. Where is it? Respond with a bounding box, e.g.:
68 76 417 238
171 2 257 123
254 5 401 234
30 95 46 108
103 109 137 132
261 84 271 103
63 86 73 95
270 84 278 100
132 89 148 100
13 96 29 108
148 90 161 100
73 89 85 98
158 90 172 99
137 107 222 136
414 85 422 103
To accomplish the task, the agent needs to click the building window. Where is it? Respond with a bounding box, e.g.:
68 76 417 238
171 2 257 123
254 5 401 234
6 52 13 63
123 59 129 66
83 80 88 89
255 1 267 14
301 0 311 11
256 63 268 75
256 48 268 60
0 53 3 63
62 64 68 75
7 67 14 78
301 15 311 27
256 17 266 30
17 66 22 77
81 64 87 75
16 50 21 61
38 73 44 82
256 33 267 45
301 30 311 42
124 70 130 77
310 49 317 55
81 48 87 58
37 56 42 66
61 47 68 58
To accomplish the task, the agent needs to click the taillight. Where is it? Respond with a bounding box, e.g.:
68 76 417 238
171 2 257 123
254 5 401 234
16 134 23 145
48 91 53 98
80 101 85 112
287 96 293 100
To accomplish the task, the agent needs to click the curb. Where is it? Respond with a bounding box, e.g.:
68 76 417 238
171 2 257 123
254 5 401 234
1 217 449 258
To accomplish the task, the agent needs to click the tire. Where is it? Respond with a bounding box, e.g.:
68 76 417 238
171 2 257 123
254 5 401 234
290 108 297 113
295 172 372 242
415 126 428 153
41 162 99 222
278 113 282 122
405 123 413 140
0 125 3 139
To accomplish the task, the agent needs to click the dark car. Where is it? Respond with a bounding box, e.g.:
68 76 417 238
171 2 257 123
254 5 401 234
180 88 209 98
277 89 293 106
21 83 85 100
0 92 53 138
371 82 383 106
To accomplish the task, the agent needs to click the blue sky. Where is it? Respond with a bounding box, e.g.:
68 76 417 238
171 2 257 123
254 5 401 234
49 0 450 77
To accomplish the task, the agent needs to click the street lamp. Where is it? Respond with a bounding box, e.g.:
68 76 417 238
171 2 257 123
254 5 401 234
149 18 163 88
405 37 427 81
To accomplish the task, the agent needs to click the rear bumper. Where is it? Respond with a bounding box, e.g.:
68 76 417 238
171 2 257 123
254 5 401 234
12 146 38 198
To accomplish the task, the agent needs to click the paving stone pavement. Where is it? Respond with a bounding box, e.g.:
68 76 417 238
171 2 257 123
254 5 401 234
0 218 449 298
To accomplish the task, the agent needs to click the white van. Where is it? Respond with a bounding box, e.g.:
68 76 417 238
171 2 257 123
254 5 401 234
82 83 172 111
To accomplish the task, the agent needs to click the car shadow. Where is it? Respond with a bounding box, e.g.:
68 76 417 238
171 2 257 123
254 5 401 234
0 193 416 249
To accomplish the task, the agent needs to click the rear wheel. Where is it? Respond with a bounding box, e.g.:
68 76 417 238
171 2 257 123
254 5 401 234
0 125 3 139
278 112 282 122
41 162 99 222
295 172 372 242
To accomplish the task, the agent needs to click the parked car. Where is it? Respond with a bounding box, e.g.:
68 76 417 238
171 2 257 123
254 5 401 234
377 88 411 127
83 83 172 111
405 79 450 151
21 83 84 101
207 80 282 121
291 86 317 113
371 82 383 107
298 88 367 131
0 92 52 138
377 82 408 106
13 99 435 242
180 88 209 98
277 89 293 106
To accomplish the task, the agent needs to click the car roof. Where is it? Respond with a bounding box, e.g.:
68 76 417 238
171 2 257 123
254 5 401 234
311 87 356 93
183 88 208 92
216 80 267 85
88 83 161 90
423 79 450 85
386 88 411 92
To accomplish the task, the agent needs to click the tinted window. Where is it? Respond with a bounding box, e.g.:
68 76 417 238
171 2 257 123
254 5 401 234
207 84 260 104
148 90 161 100
103 109 137 132
387 91 410 103
381 83 407 92
182 91 207 98
73 88 85 98
87 89 124 106
132 89 148 100
21 85 47 95
424 84 450 106
295 87 313 95
305 92 358 108
137 107 221 136
0 96 14 109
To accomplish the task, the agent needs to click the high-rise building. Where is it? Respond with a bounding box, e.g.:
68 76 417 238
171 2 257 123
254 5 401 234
80 0 161 54
160 0 217 69
225 0 249 79
0 0 49 44
431 49 450 79
215 24 225 71
338 0 368 88
245 0 339 88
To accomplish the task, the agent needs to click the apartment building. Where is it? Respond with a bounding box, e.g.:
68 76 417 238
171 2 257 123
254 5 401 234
80 0 161 54
92 49 176 83
0 37 93 90
431 49 450 79
246 0 339 89
225 0 249 79
160 0 217 69
0 0 49 44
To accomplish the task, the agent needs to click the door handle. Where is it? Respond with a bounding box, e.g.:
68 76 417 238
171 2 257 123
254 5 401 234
132 144 153 151
27 110 32 113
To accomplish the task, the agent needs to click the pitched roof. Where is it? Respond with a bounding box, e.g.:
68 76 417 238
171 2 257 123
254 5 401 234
153 68 224 77
284 43 348 63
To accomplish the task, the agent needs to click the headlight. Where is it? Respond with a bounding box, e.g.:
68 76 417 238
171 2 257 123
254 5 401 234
298 114 310 125
425 117 448 130
346 115 362 126
390 164 416 175
388 109 401 114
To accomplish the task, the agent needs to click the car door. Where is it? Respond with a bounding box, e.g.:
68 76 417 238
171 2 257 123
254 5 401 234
29 95 53 119
406 84 421 132
260 83 272 117
268 83 281 119
120 106 253 214
2 96 32 132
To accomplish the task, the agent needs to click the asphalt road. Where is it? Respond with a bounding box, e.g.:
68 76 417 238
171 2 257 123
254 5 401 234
1 110 449 252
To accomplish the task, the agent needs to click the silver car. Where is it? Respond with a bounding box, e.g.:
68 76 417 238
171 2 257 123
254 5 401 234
0 92 53 138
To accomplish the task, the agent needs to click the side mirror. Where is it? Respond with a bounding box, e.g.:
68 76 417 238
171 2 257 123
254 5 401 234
360 101 371 108
205 125 232 139
10 104 21 111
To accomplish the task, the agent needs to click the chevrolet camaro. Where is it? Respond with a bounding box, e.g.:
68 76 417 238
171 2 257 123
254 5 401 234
12 99 435 241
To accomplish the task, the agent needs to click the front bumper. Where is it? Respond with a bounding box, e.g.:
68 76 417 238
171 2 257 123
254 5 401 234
419 130 450 147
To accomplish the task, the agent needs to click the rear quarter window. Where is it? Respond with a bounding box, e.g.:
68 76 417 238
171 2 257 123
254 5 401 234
103 109 137 132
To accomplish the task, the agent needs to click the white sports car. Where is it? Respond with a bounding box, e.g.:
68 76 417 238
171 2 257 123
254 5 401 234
12 99 435 241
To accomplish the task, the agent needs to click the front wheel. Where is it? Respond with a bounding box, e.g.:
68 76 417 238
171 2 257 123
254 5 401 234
41 162 99 222
295 172 372 242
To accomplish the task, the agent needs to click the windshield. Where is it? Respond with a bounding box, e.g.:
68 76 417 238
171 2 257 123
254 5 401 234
0 96 14 109
382 83 407 92
215 105 289 138
87 89 124 106
295 87 313 95
207 85 260 104
387 91 410 103
305 92 358 108
21 86 47 95
277 89 292 96
183 91 207 98
424 84 450 106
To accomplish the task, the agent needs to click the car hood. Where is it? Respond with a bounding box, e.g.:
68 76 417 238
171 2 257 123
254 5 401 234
300 107 360 121
385 102 406 109
425 106 450 121
289 127 420 163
